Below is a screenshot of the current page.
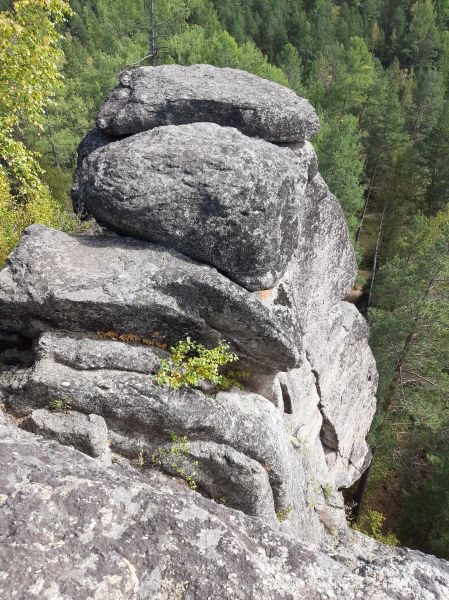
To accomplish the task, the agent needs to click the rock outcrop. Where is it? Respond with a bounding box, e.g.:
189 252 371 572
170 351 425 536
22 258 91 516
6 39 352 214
0 63 376 536
1 414 448 600
3 331 331 535
1 64 443 598
0 225 300 371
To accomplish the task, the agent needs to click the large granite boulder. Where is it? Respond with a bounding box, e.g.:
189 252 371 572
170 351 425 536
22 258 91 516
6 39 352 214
96 64 320 142
72 127 115 216
75 126 115 167
74 123 307 290
1 415 448 600
0 225 300 371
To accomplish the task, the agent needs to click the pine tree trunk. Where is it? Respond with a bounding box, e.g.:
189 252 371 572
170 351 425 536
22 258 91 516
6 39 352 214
355 156 380 243
367 196 388 308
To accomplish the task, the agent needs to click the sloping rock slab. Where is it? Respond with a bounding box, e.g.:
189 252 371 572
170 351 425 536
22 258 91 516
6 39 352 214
0 225 300 371
74 123 307 290
96 64 319 142
1 415 448 600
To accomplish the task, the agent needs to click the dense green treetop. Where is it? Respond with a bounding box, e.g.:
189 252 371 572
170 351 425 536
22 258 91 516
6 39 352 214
0 0 80 264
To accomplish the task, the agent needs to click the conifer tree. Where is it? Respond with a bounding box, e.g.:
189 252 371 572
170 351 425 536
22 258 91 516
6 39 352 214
315 115 365 237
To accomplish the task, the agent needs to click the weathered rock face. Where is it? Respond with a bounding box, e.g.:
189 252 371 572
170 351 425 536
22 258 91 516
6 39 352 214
0 225 300 371
251 174 376 488
97 64 320 142
285 176 376 488
307 301 378 488
74 123 307 290
0 65 403 597
285 140 319 182
1 416 448 600
2 331 333 538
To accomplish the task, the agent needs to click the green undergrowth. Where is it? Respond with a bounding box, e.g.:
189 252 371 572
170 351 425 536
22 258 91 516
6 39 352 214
151 433 199 490
155 336 244 391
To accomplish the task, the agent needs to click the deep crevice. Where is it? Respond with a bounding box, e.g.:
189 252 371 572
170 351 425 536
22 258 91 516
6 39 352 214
0 331 34 367
280 381 292 414
310 366 339 454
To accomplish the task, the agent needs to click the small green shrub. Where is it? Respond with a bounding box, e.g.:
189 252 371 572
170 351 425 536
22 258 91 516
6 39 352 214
155 336 241 390
354 510 400 546
47 398 72 411
151 433 199 490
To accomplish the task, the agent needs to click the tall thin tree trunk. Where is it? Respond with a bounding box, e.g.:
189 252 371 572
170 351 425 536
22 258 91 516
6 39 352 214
150 0 156 66
355 156 379 243
410 102 425 142
367 196 388 309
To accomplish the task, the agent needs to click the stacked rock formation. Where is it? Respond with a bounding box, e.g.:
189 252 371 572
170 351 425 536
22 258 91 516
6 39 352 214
2 65 449 599
0 65 376 541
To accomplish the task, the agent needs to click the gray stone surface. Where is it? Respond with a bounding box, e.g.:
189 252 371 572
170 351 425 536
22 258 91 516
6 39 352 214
251 173 357 336
76 126 115 167
285 174 358 312
278 176 376 488
279 140 318 182
97 64 320 142
0 225 301 371
307 301 378 489
72 127 115 217
1 416 448 600
25 408 112 465
74 123 307 290
254 175 377 489
2 331 324 537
